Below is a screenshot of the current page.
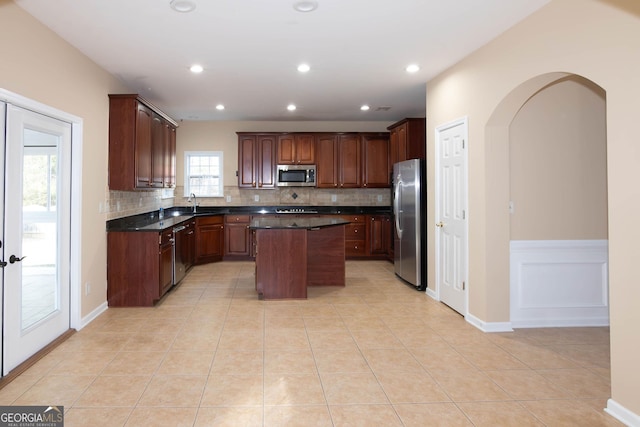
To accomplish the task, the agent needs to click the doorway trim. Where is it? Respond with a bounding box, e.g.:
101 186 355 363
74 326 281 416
0 88 83 332
433 116 469 316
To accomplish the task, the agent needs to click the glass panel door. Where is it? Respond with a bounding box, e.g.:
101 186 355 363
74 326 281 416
3 105 71 375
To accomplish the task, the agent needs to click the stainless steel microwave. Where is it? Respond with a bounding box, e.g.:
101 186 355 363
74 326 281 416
276 164 316 187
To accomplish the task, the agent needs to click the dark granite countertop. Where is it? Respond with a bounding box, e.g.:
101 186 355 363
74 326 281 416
106 205 391 232
249 217 350 230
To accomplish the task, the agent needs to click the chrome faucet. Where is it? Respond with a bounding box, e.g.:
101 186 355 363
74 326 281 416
189 193 197 213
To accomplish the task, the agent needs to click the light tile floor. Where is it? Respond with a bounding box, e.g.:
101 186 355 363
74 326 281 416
0 261 621 426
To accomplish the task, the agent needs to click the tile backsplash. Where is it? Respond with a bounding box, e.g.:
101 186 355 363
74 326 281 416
106 186 391 220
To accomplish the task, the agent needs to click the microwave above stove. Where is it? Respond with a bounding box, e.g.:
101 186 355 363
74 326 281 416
276 164 316 187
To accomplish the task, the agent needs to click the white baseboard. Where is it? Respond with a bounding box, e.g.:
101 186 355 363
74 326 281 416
425 287 438 301
606 398 640 427
78 301 108 330
510 240 609 328
466 313 513 333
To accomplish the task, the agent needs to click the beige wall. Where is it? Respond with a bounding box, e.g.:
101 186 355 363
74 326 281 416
426 0 640 415
509 76 607 240
0 0 128 318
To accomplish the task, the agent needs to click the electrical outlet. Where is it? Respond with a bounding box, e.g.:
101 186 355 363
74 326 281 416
85 282 91 295
254 195 259 202
377 195 383 202
226 195 231 202
331 194 337 202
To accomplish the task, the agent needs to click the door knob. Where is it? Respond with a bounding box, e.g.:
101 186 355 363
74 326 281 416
436 222 445 228
9 255 25 264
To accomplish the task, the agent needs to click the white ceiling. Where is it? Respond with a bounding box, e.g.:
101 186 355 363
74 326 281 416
16 0 549 122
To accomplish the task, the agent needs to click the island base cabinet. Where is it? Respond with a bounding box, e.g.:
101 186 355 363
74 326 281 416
307 225 345 286
255 229 308 300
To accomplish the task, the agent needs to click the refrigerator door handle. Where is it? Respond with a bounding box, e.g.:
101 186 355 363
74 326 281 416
394 177 403 239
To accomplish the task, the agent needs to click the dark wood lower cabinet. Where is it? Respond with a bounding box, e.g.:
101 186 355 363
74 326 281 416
224 215 252 259
195 215 224 264
107 229 174 307
183 219 196 271
367 215 391 259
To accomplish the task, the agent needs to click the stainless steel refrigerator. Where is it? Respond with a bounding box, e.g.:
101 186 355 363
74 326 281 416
393 159 426 290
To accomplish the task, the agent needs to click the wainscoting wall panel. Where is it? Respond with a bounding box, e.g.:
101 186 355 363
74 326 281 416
510 240 609 328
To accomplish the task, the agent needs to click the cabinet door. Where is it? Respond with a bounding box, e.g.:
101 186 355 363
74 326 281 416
316 134 338 188
159 241 173 296
225 223 250 257
257 135 276 188
165 124 176 188
182 221 196 271
238 135 257 188
338 134 361 188
362 134 390 188
277 135 296 164
195 217 225 264
295 134 315 164
151 114 165 188
134 104 153 188
367 215 390 256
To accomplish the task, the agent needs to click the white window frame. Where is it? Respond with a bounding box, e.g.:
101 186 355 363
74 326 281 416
184 151 224 197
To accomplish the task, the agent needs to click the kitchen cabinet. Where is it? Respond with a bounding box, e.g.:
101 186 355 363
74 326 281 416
340 214 366 258
388 118 425 170
367 214 391 259
108 94 178 191
316 133 361 188
183 218 196 271
237 133 277 189
195 215 224 264
361 133 390 188
107 229 175 307
224 215 252 259
159 230 174 296
277 134 315 165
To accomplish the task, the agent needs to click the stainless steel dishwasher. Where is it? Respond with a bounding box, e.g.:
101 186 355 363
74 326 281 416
172 225 187 285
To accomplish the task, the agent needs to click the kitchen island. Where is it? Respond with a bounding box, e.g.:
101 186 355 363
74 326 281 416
250 217 349 300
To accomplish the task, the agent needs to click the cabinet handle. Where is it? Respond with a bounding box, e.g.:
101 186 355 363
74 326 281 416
252 181 256 187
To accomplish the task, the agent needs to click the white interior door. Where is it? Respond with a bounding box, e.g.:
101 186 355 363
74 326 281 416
436 119 468 315
2 104 72 375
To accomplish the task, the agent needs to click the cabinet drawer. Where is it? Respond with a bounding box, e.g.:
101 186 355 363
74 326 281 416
197 215 224 225
345 224 365 239
345 241 366 257
225 215 250 223
340 215 365 223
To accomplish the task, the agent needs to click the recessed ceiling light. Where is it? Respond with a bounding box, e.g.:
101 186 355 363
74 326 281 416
297 63 311 73
287 104 297 111
170 0 196 13
293 1 318 12
406 64 420 73
360 105 370 111
190 64 204 73
215 104 225 111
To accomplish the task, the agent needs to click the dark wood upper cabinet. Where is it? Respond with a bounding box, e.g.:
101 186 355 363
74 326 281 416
387 118 425 171
277 134 315 165
315 134 339 188
237 133 277 189
316 133 362 188
361 133 390 188
338 134 362 188
109 94 177 191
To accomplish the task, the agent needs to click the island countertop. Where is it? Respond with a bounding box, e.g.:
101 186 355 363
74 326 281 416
249 217 350 230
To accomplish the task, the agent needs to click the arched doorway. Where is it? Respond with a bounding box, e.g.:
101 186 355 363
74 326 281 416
485 72 609 328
